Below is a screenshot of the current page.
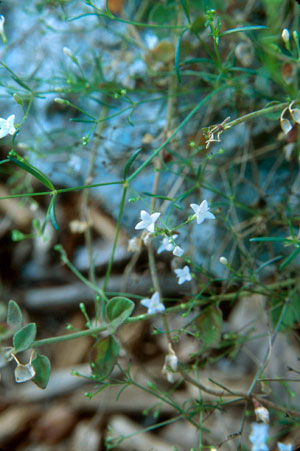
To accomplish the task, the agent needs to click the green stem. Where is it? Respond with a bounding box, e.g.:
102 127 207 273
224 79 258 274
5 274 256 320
0 181 123 200
225 102 288 130
102 183 128 293
32 325 107 348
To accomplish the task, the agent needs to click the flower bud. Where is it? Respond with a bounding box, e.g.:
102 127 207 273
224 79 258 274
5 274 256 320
255 405 270 424
14 363 36 383
63 47 73 58
0 15 6 44
289 102 300 124
280 118 292 135
293 30 299 43
282 29 290 44
219 256 228 265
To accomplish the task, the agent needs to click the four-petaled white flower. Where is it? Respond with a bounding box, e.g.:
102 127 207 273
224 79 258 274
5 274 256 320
249 423 269 451
157 236 176 254
141 291 165 315
0 114 16 138
173 245 184 257
135 210 160 233
190 200 215 225
174 265 192 285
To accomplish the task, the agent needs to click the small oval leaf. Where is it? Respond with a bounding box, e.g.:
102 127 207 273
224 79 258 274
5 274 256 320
31 353 51 389
105 297 134 324
90 336 119 380
7 300 23 330
13 323 36 353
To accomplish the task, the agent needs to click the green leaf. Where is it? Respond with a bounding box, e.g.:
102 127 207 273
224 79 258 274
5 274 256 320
49 197 59 231
0 62 32 92
149 4 177 25
250 236 289 243
179 0 190 22
195 305 223 350
13 323 36 353
280 247 300 271
8 154 54 191
105 297 134 329
31 353 51 389
220 25 268 36
7 300 23 330
123 148 142 179
175 30 187 84
90 336 119 380
271 295 300 331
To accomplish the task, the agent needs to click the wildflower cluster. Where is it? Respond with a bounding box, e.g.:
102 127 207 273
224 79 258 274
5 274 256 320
132 200 215 314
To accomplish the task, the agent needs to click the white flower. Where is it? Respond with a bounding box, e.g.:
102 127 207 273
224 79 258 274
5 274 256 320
0 115 16 138
277 443 292 451
219 256 228 265
157 236 176 254
190 200 215 225
173 245 184 257
249 423 269 451
135 210 160 233
141 292 165 315
174 265 192 285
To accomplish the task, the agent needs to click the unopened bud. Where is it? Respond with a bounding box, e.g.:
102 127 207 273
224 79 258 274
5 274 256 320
282 29 290 45
63 47 73 57
13 93 23 106
293 30 299 42
280 118 293 135
255 405 270 424
289 102 300 124
0 15 6 44
219 256 228 265
54 97 69 105
14 363 36 383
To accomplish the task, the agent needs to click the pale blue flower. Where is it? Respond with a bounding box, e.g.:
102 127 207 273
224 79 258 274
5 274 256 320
277 443 292 451
135 210 160 233
0 114 16 138
249 422 269 451
174 265 192 285
141 292 165 315
173 245 184 257
190 200 215 225
157 236 176 254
